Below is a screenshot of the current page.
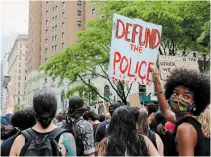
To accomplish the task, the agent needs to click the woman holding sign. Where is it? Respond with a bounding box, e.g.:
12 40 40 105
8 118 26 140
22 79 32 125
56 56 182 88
151 68 210 156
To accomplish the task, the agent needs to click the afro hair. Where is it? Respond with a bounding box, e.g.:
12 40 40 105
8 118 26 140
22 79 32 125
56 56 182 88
164 68 210 116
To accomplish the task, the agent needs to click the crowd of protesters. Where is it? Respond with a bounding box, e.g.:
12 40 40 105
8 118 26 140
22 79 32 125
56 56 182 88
1 68 210 156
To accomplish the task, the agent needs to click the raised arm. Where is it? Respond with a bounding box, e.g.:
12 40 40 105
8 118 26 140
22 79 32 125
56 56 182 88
6 83 15 115
151 68 176 123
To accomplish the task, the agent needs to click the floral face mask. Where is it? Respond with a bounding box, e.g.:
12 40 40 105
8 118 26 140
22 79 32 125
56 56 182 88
168 97 195 116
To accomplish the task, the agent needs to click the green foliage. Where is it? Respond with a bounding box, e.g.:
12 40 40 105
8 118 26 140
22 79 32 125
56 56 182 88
41 1 210 104
15 104 23 111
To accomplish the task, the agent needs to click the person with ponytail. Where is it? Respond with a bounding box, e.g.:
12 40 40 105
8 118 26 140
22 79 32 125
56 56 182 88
10 90 76 156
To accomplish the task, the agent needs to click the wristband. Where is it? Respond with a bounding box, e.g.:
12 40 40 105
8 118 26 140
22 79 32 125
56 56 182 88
154 91 164 96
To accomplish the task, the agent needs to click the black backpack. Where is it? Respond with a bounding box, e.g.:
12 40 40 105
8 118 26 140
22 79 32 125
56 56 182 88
63 117 84 156
19 127 68 156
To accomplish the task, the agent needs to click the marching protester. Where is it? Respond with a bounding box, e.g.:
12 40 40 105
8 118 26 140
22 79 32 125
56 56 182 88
98 105 160 156
197 104 210 156
151 68 210 156
1 107 36 156
131 106 164 155
63 96 95 156
10 90 76 156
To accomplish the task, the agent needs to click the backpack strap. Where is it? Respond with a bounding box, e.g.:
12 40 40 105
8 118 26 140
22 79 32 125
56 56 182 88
48 127 69 139
21 128 37 142
149 130 157 149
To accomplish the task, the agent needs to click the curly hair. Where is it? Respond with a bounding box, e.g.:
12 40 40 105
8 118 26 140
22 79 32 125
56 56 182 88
164 68 210 116
10 107 36 130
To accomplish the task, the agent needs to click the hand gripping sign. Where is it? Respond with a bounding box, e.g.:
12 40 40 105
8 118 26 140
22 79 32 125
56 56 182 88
109 14 162 85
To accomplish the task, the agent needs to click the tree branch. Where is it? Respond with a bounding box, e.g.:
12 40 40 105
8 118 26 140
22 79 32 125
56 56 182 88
78 74 108 102
125 83 133 98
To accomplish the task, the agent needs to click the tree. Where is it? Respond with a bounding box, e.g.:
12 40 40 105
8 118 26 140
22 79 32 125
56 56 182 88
15 104 23 111
41 1 210 104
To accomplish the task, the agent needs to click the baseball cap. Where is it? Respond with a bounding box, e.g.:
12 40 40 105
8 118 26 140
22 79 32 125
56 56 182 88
68 96 84 109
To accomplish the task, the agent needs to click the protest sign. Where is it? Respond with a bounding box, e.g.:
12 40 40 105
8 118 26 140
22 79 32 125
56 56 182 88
129 94 141 107
109 13 162 85
159 55 199 80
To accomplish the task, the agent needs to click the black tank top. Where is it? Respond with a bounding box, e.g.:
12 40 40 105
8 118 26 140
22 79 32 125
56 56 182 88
171 116 205 156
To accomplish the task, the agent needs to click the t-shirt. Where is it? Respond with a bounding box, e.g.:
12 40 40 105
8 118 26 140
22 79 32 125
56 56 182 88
1 131 20 156
95 119 110 143
75 120 95 155
93 123 100 137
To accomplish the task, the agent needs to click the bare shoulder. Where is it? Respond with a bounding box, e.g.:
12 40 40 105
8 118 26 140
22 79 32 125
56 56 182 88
14 134 25 143
176 122 197 144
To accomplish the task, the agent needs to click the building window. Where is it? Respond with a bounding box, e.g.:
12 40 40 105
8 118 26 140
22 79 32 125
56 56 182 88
46 29 48 36
53 7 55 12
45 48 48 54
46 10 48 16
62 43 64 49
62 32 64 39
45 39 48 44
55 6 58 11
53 16 54 22
20 50 22 54
55 45 57 52
77 10 82 16
62 22 65 29
19 69 21 73
62 2 65 8
18 76 21 80
18 91 20 94
55 35 57 41
46 1 48 7
92 8 96 15
193 53 196 57
19 56 22 60
77 0 82 6
52 26 54 32
62 12 65 18
77 21 82 27
45 78 47 83
55 15 57 21
46 20 48 26
20 44 22 48
45 58 47 63
52 36 54 41
52 46 54 52
55 25 57 32
26 44 28 48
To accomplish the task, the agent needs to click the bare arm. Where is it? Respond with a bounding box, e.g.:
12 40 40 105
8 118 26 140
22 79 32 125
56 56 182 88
143 135 160 156
155 133 164 156
151 68 176 123
59 132 76 156
176 123 197 156
6 83 15 114
9 135 25 156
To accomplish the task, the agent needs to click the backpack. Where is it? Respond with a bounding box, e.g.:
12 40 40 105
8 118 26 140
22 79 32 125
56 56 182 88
63 117 84 156
19 127 68 156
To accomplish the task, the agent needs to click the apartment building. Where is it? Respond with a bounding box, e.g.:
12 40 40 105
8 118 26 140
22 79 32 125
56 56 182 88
8 34 28 106
25 1 101 108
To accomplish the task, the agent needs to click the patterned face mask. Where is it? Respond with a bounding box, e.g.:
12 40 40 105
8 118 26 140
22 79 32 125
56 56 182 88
168 97 195 116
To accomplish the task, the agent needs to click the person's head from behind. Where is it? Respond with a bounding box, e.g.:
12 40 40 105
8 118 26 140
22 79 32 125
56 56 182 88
197 104 210 138
108 101 121 117
165 69 210 119
68 96 86 119
131 107 149 135
106 106 144 156
146 103 158 125
10 107 36 130
86 111 99 124
99 114 105 122
33 90 57 129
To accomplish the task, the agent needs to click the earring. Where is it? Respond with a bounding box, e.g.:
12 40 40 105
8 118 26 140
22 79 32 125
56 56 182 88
193 107 196 111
